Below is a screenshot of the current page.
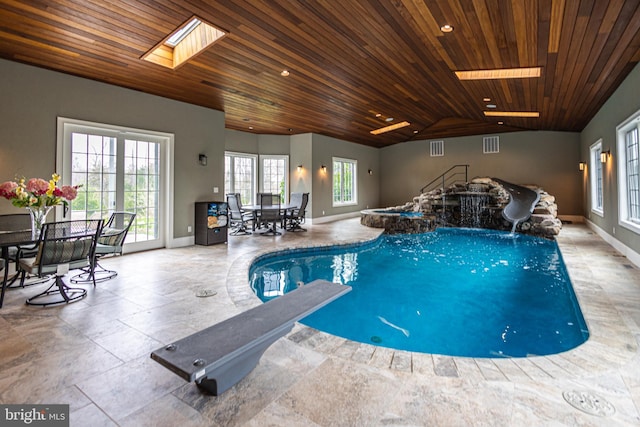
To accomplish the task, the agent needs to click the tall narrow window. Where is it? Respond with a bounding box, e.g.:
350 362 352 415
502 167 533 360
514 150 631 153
224 152 257 205
616 110 640 234
260 155 288 202
333 157 357 206
590 139 604 216
58 118 172 252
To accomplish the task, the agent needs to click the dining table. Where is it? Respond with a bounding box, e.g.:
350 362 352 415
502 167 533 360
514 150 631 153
240 203 299 231
0 230 36 308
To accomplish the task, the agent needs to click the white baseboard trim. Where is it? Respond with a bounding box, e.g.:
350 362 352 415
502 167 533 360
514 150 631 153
585 218 640 268
310 211 360 224
167 235 195 248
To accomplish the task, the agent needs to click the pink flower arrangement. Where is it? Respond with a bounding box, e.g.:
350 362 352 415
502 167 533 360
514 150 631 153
0 173 80 208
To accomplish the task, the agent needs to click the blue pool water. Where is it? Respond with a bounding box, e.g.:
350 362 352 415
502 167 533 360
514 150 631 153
373 209 423 217
249 228 589 358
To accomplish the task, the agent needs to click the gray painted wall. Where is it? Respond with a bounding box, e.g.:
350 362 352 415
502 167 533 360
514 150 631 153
580 62 640 253
380 131 582 215
311 134 380 218
0 59 225 239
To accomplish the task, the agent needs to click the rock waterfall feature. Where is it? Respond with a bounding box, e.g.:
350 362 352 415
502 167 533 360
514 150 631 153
361 177 562 238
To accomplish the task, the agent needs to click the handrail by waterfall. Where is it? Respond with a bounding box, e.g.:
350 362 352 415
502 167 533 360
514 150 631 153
420 164 469 194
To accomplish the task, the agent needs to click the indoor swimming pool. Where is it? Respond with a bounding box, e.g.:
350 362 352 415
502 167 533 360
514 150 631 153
249 228 589 358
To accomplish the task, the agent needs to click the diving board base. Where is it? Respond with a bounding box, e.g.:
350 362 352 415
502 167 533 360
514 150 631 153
150 280 350 396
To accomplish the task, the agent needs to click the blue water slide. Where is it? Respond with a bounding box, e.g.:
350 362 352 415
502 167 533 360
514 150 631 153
493 178 540 231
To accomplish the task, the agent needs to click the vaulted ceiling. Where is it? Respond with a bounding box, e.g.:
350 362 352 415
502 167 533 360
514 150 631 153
1 1 639 147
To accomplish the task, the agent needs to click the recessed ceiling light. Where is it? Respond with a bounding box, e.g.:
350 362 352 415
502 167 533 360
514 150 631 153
243 118 250 121
455 67 542 80
484 111 540 118
370 121 411 135
498 121 504 125
375 113 382 117
440 24 454 33
385 117 394 122
413 130 419 134
249 126 254 130
483 97 491 102
486 104 497 109
281 70 290 77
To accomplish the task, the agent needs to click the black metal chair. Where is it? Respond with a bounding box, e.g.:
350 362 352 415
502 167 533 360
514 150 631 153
19 219 103 306
71 212 136 284
286 192 309 232
0 213 45 288
259 193 282 236
227 193 253 235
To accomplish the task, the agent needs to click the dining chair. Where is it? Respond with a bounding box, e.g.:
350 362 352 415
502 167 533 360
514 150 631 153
259 193 282 236
19 219 103 306
286 192 309 232
0 213 44 288
71 211 136 284
227 193 253 235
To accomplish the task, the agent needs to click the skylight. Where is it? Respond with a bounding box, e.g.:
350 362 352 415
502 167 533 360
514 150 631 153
142 16 227 70
370 121 411 135
483 111 540 118
455 67 541 80
165 18 201 47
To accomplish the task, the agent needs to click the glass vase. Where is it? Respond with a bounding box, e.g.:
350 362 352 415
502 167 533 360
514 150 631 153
28 206 53 238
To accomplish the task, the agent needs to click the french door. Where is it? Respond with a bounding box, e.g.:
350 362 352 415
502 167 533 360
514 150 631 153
57 118 172 252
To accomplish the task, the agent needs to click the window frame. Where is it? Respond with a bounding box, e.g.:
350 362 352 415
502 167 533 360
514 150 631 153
589 139 604 217
224 151 257 206
332 157 358 207
259 154 289 203
616 108 640 234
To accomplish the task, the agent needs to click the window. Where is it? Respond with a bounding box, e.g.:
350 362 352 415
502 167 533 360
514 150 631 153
260 155 288 203
224 152 257 205
590 139 604 216
58 118 172 252
333 157 357 206
616 110 640 234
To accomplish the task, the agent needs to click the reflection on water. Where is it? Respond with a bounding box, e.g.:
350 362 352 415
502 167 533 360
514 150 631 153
251 253 360 300
332 253 359 284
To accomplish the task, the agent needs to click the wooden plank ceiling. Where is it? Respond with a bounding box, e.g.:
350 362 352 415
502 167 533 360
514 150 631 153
1 0 639 147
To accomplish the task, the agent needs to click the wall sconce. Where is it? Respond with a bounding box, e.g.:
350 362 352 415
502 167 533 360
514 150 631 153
198 154 208 166
368 169 373 175
321 165 327 172
600 150 610 163
297 165 303 172
578 162 586 171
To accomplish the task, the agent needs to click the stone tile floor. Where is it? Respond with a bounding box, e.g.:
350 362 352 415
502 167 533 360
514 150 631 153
0 219 639 426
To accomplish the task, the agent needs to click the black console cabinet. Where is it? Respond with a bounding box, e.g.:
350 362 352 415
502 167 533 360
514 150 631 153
195 201 228 245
